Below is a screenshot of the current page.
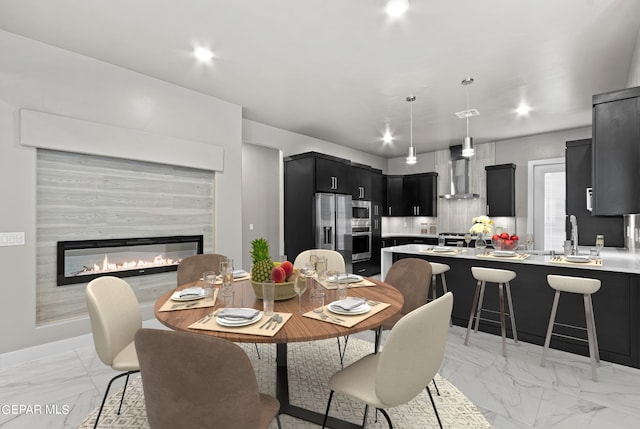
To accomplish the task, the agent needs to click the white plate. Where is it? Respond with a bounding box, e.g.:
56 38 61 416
433 246 451 253
171 287 205 302
233 270 248 278
327 274 363 283
216 312 263 327
328 301 371 316
566 255 591 263
492 250 516 257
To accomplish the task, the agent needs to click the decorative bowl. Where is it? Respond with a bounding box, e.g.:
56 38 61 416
492 238 519 251
251 280 297 301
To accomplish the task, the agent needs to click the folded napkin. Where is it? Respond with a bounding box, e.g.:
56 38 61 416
217 308 260 320
327 274 362 283
331 297 366 311
177 287 203 298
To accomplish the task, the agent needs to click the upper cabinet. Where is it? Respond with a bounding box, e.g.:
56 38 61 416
385 175 404 216
403 173 438 216
384 173 438 217
485 164 516 217
314 156 350 194
592 86 640 215
565 139 624 246
349 164 372 200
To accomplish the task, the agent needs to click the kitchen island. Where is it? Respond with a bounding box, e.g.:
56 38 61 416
382 244 640 368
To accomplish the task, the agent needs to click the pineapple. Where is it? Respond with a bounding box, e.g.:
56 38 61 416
250 238 273 282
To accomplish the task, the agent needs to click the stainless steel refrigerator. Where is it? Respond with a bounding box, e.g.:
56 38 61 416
315 193 352 273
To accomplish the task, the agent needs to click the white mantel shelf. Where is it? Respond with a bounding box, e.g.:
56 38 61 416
381 245 640 280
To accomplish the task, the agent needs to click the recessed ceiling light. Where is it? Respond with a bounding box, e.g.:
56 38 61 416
193 47 214 62
385 0 409 17
383 130 393 144
516 104 531 115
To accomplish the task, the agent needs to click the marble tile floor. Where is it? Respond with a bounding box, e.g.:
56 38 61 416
1 321 639 428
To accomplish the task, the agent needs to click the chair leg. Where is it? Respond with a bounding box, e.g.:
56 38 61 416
474 281 486 333
378 408 393 428
254 343 261 359
498 282 507 357
584 294 599 382
505 281 518 343
541 291 560 367
465 280 482 346
432 378 441 396
426 385 443 429
117 371 131 415
93 371 137 429
431 274 438 301
362 404 369 427
441 274 452 326
322 390 334 429
587 295 600 363
275 414 282 429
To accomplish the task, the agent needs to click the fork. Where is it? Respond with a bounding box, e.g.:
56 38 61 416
259 315 276 329
367 300 380 306
322 312 345 323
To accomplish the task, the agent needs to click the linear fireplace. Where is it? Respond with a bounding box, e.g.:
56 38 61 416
57 235 203 286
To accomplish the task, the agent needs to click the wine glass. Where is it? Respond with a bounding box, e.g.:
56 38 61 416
464 233 471 248
595 235 604 256
294 274 308 314
526 234 534 251
221 258 234 296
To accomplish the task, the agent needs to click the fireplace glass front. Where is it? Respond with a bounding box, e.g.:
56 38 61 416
57 235 203 286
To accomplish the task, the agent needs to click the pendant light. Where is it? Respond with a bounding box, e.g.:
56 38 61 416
461 77 475 158
406 95 417 165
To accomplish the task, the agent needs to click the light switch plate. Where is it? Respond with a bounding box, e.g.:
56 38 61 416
0 232 25 246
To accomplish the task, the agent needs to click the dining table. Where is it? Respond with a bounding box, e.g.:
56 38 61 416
154 277 403 429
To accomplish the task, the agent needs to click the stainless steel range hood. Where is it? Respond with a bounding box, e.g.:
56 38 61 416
439 145 480 199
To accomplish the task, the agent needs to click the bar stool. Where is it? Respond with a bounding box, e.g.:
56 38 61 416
429 262 450 300
541 274 601 381
464 267 518 356
430 262 451 327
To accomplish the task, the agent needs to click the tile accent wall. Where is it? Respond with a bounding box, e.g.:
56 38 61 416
36 149 214 325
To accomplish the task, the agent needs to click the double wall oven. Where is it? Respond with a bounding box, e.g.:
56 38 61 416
351 200 372 262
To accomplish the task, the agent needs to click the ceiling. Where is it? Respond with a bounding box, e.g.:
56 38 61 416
0 0 639 159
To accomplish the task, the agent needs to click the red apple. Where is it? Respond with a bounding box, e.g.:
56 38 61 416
270 266 286 283
504 239 514 250
280 260 294 277
510 234 519 241
500 232 510 240
492 234 500 241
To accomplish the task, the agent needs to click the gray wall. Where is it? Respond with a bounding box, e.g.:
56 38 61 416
0 29 241 353
241 143 281 269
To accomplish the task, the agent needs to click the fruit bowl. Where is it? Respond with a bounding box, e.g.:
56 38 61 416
492 238 519 251
251 280 297 301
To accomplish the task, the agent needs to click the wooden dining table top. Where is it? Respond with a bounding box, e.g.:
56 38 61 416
154 278 404 344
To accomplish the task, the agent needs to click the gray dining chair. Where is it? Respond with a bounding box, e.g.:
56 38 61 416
177 253 226 286
135 328 281 429
322 292 453 429
85 276 141 429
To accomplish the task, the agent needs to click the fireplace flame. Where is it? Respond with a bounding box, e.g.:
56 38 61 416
76 253 181 277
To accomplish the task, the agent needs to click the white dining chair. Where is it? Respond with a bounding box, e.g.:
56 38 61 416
293 249 346 272
322 292 453 429
85 276 141 429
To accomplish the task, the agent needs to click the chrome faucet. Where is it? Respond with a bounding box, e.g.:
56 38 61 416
570 215 578 255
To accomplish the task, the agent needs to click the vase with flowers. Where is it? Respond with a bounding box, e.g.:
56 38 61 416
469 215 493 249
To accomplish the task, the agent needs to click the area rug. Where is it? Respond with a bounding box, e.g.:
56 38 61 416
78 338 491 428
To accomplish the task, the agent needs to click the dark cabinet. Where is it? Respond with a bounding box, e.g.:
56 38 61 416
592 86 640 215
403 173 438 216
385 175 404 216
370 170 384 265
565 139 624 247
349 164 372 200
486 164 516 217
315 156 350 194
384 173 438 216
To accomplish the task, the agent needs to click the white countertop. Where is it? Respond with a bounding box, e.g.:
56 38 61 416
382 233 438 238
381 244 640 275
